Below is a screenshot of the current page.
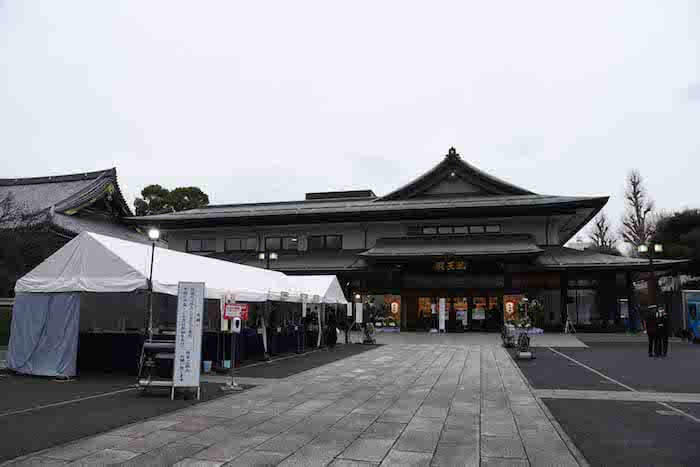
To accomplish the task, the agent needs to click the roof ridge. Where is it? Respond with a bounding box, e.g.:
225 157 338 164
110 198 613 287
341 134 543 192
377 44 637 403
0 168 116 186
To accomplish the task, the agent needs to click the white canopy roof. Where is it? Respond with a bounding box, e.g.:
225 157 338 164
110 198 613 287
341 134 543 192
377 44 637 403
15 232 344 303
284 275 349 305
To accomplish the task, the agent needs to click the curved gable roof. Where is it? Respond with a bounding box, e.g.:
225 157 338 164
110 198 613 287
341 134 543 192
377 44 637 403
0 168 132 218
379 147 535 201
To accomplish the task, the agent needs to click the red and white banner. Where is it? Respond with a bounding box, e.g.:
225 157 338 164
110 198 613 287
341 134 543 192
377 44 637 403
224 303 249 321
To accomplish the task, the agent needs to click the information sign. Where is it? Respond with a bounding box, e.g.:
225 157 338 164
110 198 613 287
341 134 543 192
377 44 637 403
224 303 249 321
439 298 446 331
355 302 363 323
173 282 205 397
347 302 353 317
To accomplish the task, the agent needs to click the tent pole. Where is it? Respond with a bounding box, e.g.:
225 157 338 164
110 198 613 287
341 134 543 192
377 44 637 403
147 241 155 342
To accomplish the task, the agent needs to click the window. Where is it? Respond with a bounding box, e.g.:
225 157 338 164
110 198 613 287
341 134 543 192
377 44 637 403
265 237 281 250
282 237 298 250
187 238 216 252
485 225 501 233
438 226 453 234
309 236 325 250
309 235 343 250
453 226 468 234
225 238 257 251
325 235 342 250
422 227 437 235
469 225 485 234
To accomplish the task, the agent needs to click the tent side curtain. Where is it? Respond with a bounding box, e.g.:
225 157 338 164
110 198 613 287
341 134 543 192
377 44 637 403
7 293 80 377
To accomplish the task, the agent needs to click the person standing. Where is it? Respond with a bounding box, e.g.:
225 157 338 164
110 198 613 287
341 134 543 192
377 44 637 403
326 313 338 350
657 308 669 357
645 305 658 357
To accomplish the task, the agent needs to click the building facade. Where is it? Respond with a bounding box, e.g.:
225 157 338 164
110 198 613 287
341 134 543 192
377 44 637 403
130 149 686 331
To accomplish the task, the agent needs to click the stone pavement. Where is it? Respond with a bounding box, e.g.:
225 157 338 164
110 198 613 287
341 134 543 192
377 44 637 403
6 334 582 466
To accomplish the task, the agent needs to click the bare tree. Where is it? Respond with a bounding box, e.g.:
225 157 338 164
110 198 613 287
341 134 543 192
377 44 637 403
620 170 655 255
589 212 616 250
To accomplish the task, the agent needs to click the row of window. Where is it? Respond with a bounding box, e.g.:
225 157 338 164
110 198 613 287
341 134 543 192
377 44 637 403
422 225 501 235
186 235 343 253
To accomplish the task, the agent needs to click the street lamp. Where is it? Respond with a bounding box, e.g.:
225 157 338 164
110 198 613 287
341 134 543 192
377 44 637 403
147 228 160 342
258 251 278 269
638 242 663 307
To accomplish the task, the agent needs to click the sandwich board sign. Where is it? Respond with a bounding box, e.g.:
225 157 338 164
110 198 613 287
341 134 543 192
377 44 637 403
173 281 205 400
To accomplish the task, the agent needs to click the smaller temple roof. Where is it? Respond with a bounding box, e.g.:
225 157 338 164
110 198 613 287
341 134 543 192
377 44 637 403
0 168 146 242
535 247 689 271
360 234 542 259
209 250 369 273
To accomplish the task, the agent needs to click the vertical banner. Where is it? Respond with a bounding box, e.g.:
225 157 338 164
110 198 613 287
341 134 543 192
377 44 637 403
347 302 353 317
355 302 363 323
301 294 308 318
174 282 205 389
439 298 446 331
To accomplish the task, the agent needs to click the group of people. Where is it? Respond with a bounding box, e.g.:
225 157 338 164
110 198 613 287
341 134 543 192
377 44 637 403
644 305 669 358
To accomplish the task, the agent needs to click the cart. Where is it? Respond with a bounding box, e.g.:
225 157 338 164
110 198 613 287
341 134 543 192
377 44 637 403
502 325 543 359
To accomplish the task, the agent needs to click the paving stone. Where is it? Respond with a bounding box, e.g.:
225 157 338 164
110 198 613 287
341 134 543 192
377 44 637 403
174 459 224 467
405 417 444 433
254 433 314 453
194 436 270 462
431 443 479 467
415 405 449 419
121 429 190 453
167 416 231 433
480 457 529 467
6 457 68 466
332 413 379 432
64 449 139 466
395 429 440 453
277 444 336 467
110 419 180 438
41 445 95 462
223 450 288 466
329 460 378 467
480 435 527 459
340 437 394 462
379 449 433 467
361 422 406 440
307 430 359 454
120 440 208 467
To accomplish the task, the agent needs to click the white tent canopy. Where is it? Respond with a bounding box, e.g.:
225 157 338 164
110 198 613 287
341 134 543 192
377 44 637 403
284 275 349 305
15 232 348 303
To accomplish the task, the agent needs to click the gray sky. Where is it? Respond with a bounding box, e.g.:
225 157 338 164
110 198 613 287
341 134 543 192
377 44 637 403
1 1 698 243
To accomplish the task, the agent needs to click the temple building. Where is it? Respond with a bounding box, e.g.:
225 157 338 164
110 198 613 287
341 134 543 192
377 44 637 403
129 148 687 331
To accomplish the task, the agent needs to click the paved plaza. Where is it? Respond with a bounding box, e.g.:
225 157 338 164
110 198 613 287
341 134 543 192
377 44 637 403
5 334 582 466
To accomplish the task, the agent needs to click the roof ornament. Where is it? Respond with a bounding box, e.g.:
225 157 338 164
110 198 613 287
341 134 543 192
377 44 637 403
446 147 460 160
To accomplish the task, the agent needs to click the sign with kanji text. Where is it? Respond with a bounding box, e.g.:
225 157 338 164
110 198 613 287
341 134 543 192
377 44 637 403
224 303 249 321
173 282 205 389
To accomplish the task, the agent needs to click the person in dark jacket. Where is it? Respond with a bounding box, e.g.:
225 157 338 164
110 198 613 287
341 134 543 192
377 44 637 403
326 313 338 350
656 308 669 357
645 305 658 357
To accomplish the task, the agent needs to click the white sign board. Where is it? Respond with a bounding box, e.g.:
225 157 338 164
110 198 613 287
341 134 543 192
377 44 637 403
355 303 363 323
302 300 308 318
173 282 205 390
347 302 353 317
439 298 446 331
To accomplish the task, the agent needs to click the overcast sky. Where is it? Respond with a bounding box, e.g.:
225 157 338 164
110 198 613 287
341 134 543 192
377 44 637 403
1 1 698 242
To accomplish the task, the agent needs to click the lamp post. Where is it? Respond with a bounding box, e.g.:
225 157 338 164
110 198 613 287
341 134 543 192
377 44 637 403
637 243 663 308
258 251 278 270
147 228 160 342
257 251 277 361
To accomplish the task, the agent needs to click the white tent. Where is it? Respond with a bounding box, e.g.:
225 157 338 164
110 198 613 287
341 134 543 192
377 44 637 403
284 275 349 305
16 231 295 302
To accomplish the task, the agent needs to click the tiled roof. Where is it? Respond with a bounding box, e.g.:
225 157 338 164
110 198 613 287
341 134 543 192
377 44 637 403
359 234 542 258
535 247 688 270
128 194 605 222
208 250 368 273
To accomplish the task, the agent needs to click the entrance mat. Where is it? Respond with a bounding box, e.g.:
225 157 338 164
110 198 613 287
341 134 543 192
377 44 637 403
233 343 383 379
0 372 251 462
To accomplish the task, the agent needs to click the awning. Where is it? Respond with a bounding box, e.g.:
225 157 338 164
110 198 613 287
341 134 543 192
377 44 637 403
359 234 542 259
